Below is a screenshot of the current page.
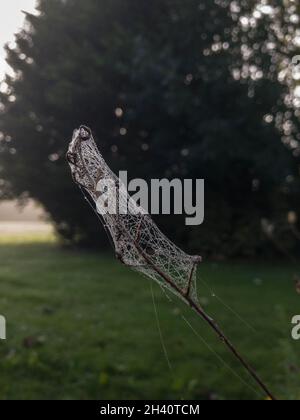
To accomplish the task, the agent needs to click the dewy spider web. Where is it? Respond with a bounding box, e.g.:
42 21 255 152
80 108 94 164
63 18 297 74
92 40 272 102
67 125 276 401
67 126 201 303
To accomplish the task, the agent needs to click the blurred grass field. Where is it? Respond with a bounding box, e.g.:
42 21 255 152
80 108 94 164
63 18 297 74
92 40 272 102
0 231 299 400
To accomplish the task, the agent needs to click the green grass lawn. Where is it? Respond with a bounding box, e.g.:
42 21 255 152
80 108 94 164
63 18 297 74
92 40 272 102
0 233 299 400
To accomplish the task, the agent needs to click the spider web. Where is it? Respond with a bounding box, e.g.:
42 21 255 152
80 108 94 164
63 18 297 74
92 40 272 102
66 126 276 401
67 126 202 304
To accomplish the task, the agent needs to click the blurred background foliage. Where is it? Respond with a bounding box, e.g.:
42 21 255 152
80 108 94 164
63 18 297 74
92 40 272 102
0 0 300 258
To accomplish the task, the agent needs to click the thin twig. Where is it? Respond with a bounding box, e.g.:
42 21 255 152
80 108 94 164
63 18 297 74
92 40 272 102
131 237 276 401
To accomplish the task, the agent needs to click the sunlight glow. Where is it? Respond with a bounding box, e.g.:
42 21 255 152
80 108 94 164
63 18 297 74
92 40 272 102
0 0 37 80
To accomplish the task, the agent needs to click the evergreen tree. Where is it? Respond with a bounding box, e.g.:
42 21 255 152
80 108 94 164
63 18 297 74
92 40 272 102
0 0 299 256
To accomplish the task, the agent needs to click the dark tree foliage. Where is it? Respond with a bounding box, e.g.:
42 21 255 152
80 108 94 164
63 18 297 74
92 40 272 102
0 0 299 257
